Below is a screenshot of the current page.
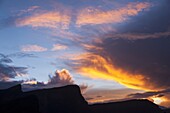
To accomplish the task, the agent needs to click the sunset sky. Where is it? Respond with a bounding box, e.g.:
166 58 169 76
0 0 170 107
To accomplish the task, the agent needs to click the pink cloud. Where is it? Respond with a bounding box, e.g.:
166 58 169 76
21 45 47 52
16 11 71 29
76 2 150 26
51 44 68 51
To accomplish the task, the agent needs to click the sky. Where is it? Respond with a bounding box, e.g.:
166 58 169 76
0 0 170 107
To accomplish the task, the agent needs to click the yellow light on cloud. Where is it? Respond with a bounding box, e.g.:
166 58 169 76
75 53 153 91
151 97 164 105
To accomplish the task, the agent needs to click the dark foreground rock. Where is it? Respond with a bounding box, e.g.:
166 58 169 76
164 108 170 113
90 99 163 113
25 85 89 113
0 84 166 113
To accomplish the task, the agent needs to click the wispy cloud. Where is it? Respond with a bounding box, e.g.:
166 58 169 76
21 45 47 52
51 44 68 51
76 2 150 26
16 11 71 29
0 53 28 81
18 6 40 16
104 31 170 40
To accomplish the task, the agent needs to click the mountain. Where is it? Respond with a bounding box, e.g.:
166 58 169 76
0 84 165 113
164 108 170 113
90 99 163 113
0 84 40 113
24 85 89 113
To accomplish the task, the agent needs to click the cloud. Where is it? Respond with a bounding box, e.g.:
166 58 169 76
47 69 74 86
118 0 170 34
0 53 28 81
103 31 170 40
83 88 139 104
22 69 89 93
72 37 170 91
16 11 71 29
127 90 170 99
51 44 68 51
126 89 170 107
18 6 39 16
0 53 89 92
68 0 170 92
76 2 150 26
159 93 170 108
7 52 37 58
21 45 47 52
70 53 150 91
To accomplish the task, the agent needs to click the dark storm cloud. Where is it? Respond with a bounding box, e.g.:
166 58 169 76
73 0 170 91
98 37 170 90
118 0 170 34
95 0 170 90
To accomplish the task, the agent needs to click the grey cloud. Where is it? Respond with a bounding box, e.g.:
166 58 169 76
128 89 170 98
0 53 37 80
97 37 170 90
0 60 28 80
7 52 37 58
118 0 170 34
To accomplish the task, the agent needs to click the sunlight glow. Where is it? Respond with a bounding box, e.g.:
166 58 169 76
152 97 163 105
75 53 153 91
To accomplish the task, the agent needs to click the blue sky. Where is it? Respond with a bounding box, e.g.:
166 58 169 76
1 0 170 107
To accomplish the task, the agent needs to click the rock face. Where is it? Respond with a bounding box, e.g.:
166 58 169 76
0 84 89 113
164 109 170 113
90 99 163 113
25 85 89 113
0 84 165 113
0 85 40 113
0 84 22 103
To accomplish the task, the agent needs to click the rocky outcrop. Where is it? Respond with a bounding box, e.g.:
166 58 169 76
89 99 163 113
0 84 22 103
0 84 165 113
25 85 89 113
0 85 39 113
0 84 89 113
164 108 170 113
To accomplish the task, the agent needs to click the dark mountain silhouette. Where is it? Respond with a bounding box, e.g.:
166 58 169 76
24 85 89 113
164 108 170 113
0 84 40 113
90 99 163 113
0 84 167 113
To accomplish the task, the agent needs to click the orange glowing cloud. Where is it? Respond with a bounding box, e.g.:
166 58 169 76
73 53 156 91
76 2 150 26
16 11 71 29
